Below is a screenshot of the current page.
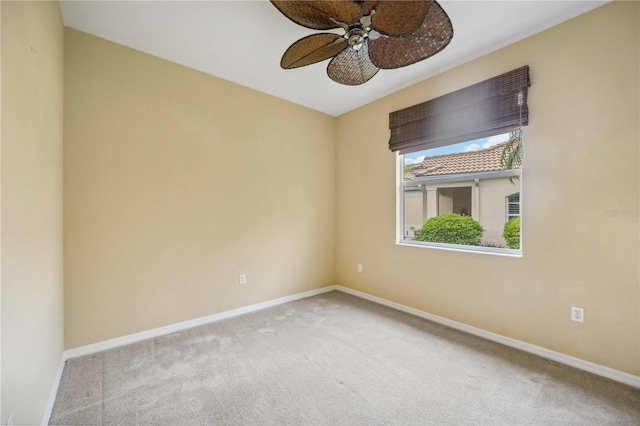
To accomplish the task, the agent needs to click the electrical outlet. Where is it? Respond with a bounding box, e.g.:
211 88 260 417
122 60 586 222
239 274 246 285
357 264 363 273
7 412 15 426
571 306 584 323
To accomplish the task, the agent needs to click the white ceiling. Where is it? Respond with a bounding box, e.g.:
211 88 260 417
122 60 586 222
60 1 608 116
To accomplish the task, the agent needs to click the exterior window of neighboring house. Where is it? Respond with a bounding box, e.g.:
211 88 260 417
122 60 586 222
389 66 530 255
506 193 520 220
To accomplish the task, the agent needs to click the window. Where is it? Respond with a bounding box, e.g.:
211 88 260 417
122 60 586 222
506 193 520 221
390 66 530 255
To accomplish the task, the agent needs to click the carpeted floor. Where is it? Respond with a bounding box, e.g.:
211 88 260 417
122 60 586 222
50 291 640 425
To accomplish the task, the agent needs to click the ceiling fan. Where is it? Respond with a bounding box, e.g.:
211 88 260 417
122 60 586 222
271 0 454 85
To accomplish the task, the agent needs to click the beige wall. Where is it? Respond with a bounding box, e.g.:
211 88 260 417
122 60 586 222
64 29 336 348
336 1 639 375
1 2 65 424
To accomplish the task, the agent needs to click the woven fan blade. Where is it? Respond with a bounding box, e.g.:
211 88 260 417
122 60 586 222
358 1 378 17
327 41 379 85
281 34 348 69
369 1 453 69
271 1 361 30
370 1 430 36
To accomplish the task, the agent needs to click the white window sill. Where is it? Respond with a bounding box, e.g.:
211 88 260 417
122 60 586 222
397 240 523 258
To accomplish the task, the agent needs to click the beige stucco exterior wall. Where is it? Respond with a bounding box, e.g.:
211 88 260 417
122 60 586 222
64 29 336 349
1 2 65 424
403 189 423 236
478 177 520 245
335 1 640 375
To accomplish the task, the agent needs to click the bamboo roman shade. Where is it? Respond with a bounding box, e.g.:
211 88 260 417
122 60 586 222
388 66 530 154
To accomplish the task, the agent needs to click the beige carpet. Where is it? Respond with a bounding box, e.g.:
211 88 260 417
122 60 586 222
50 291 640 425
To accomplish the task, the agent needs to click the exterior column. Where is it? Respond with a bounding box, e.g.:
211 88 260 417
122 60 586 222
472 179 480 221
424 186 438 221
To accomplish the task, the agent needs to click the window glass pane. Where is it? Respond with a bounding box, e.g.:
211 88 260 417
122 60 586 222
401 133 521 251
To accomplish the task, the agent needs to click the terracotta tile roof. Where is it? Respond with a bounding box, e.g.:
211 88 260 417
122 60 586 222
405 142 520 180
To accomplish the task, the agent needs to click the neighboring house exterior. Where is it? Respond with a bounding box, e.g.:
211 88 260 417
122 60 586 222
404 142 521 246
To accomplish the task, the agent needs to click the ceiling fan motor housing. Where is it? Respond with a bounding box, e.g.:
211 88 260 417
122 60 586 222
346 26 367 50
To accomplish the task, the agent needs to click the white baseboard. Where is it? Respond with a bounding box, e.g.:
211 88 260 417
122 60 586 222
42 354 66 425
335 285 640 389
64 285 337 360
61 283 639 390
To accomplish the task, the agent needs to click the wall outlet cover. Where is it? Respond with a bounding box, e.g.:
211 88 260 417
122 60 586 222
571 306 584 323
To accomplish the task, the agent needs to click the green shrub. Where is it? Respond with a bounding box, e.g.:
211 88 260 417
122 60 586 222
503 217 520 249
417 213 484 246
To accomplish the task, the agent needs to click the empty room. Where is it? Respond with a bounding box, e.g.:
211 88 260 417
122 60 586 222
2 0 639 424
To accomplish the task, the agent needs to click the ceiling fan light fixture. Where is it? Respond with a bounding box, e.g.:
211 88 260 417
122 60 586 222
368 30 381 41
346 27 367 50
271 0 454 85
